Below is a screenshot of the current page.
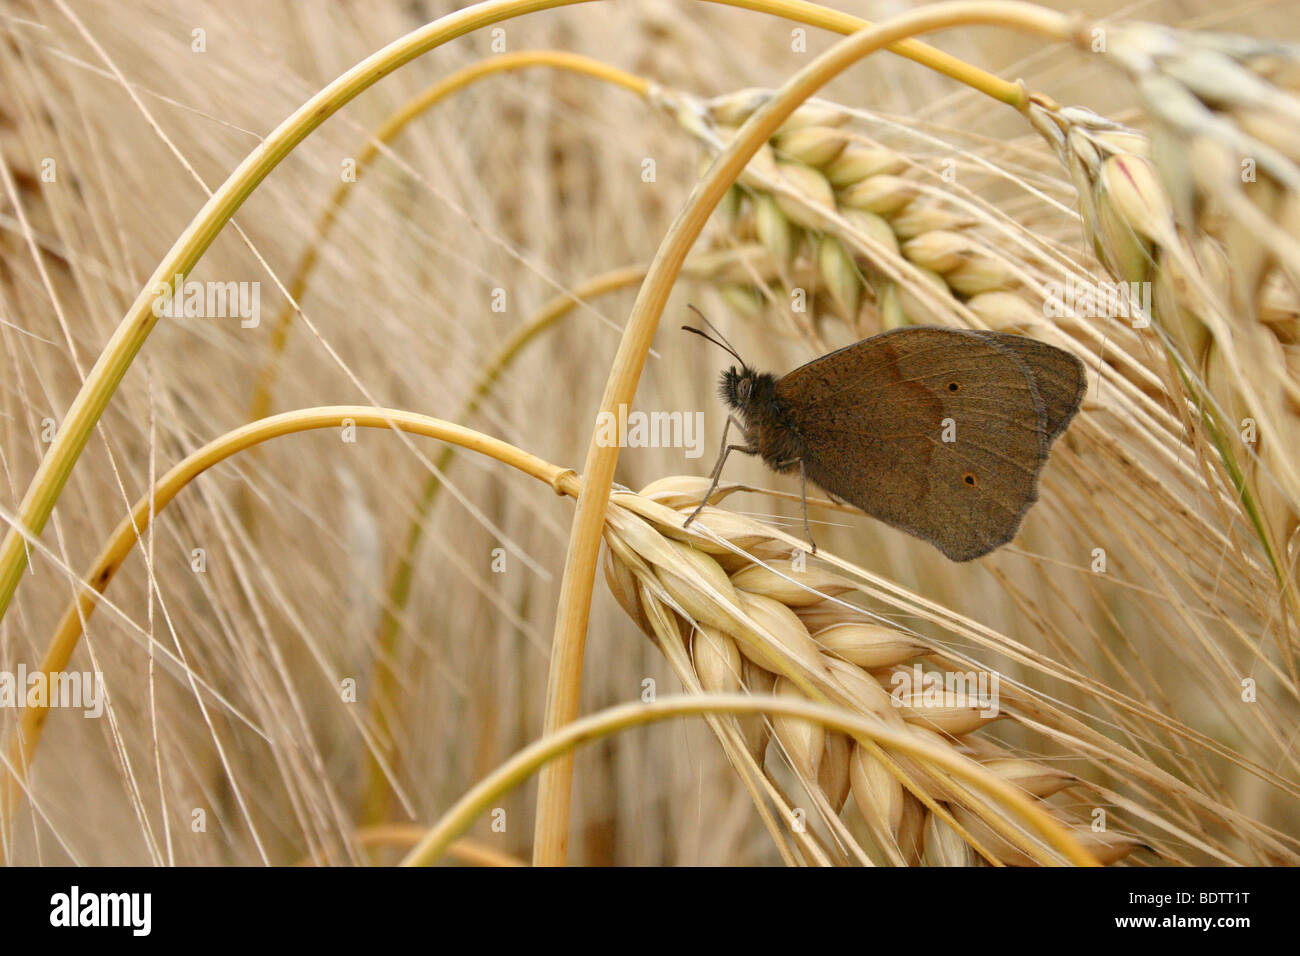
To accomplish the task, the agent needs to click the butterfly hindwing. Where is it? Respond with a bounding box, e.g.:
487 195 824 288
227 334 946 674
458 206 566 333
972 330 1086 441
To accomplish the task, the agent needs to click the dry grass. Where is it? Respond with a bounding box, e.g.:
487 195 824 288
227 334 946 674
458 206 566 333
0 0 1297 866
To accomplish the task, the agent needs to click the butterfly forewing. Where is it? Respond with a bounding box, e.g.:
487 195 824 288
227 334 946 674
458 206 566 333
774 327 1066 561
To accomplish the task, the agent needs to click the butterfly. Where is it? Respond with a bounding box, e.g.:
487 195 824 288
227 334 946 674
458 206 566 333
683 313 1085 560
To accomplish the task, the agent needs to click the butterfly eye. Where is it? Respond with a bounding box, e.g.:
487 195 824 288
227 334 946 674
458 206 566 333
737 379 752 403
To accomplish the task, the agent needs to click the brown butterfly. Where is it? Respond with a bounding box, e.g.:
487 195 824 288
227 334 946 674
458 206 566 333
683 315 1085 560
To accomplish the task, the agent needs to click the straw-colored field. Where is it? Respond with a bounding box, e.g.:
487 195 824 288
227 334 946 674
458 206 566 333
1 0 1298 866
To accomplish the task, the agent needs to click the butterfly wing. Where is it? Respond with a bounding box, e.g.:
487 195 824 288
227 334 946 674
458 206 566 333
775 326 1082 561
973 330 1086 441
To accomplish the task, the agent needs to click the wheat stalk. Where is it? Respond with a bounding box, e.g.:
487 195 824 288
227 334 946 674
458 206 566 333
601 477 1136 865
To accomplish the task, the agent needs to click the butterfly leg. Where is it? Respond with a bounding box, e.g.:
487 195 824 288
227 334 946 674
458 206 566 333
684 415 753 529
775 457 817 555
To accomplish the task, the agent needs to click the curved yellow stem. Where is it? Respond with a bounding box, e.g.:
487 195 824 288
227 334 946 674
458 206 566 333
0 406 579 854
533 0 1071 866
358 247 784 825
719 0 1027 105
0 0 607 625
407 694 1099 867
248 52 650 424
357 264 647 826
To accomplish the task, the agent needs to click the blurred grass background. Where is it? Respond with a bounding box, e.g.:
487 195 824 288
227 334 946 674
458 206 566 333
0 0 1295 865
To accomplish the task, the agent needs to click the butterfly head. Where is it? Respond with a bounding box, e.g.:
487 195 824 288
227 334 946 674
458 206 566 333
681 310 776 420
720 365 777 417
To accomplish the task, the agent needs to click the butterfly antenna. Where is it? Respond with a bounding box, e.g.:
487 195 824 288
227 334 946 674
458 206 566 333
682 305 745 364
